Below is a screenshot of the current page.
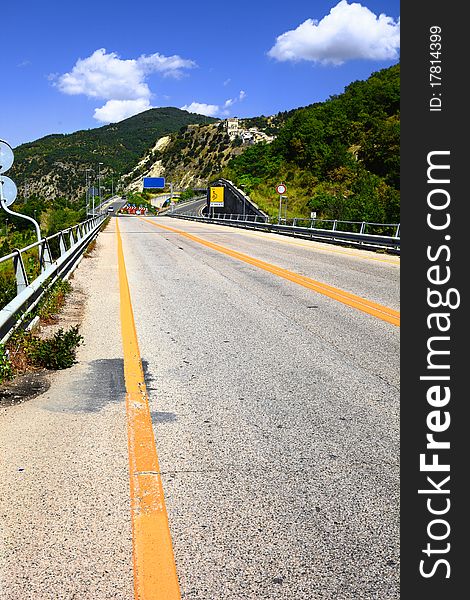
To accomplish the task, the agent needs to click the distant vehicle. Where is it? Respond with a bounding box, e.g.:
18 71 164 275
107 206 114 213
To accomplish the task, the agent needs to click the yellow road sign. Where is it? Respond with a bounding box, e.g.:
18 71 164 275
210 186 224 207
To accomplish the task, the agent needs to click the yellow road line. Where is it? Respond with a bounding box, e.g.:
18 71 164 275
140 217 400 327
116 219 181 600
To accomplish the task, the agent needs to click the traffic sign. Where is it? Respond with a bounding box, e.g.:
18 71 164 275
0 175 18 207
0 140 14 174
210 186 224 207
276 183 286 195
143 177 165 189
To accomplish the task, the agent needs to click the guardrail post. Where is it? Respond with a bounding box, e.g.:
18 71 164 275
395 224 400 238
40 240 53 272
59 233 67 256
332 220 337 231
69 230 75 248
13 250 29 295
360 222 366 235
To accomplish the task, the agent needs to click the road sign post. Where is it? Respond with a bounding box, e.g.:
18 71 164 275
276 183 287 224
1 139 41 245
209 187 224 217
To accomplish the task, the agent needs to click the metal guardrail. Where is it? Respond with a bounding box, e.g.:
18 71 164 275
0 214 107 343
168 213 400 253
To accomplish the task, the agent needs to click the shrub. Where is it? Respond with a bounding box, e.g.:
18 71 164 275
25 326 83 370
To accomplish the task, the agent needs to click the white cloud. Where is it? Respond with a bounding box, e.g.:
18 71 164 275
182 90 246 118
181 102 220 117
55 48 196 123
268 0 400 66
94 99 153 123
138 53 196 78
223 78 231 86
224 90 246 109
57 49 151 101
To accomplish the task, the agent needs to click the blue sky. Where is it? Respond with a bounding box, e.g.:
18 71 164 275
1 1 399 148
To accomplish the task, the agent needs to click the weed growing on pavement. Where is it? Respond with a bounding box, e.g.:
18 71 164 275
84 239 97 257
0 344 13 383
36 279 72 323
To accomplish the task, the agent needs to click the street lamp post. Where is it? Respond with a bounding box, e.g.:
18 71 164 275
85 169 92 216
97 162 104 215
1 138 41 245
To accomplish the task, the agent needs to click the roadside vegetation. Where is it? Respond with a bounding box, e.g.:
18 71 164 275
222 64 400 224
0 278 83 384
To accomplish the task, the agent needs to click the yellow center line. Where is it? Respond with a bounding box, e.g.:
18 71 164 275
140 217 400 327
116 218 181 600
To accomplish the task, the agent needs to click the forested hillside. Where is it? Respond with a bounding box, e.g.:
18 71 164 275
223 64 400 222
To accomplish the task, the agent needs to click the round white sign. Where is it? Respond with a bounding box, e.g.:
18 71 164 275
276 184 286 195
0 175 18 207
0 140 14 174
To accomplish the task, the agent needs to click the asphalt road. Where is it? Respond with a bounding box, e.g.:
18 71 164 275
168 197 207 216
0 215 399 599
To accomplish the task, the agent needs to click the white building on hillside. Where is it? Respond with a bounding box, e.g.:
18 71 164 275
225 118 239 140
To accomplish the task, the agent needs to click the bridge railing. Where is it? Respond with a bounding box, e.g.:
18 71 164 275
167 213 400 253
0 214 107 343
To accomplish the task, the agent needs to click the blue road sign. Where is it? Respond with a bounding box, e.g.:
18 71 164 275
143 177 165 189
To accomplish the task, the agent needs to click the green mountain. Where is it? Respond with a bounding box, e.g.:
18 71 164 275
223 64 400 223
9 108 218 201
